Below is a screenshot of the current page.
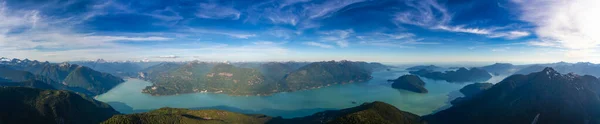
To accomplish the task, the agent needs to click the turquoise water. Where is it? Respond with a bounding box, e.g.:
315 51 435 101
95 69 499 118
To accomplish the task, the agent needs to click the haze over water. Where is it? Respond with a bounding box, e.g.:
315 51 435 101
96 68 506 118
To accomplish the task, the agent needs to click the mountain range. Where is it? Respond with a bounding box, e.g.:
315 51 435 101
71 59 160 77
2 66 600 124
0 58 124 96
426 67 600 124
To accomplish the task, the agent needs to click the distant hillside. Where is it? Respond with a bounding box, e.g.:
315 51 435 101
409 67 492 83
284 60 373 91
102 101 424 124
406 65 444 71
0 58 124 96
0 80 56 90
71 60 159 77
0 87 119 124
450 83 493 105
480 63 518 76
426 68 600 124
140 60 387 96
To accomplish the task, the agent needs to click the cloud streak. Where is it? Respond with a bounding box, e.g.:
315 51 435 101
394 0 530 40
303 42 334 48
196 2 241 20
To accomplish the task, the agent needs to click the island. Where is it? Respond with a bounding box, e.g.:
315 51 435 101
388 75 428 93
409 67 492 83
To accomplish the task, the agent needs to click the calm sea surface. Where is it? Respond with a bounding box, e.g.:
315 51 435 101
96 68 507 118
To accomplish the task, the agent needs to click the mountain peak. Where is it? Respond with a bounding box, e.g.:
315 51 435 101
95 59 106 63
541 67 557 74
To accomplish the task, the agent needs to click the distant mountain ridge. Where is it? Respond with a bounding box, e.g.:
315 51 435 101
409 67 492 83
480 63 518 76
71 59 160 77
405 65 444 71
140 60 389 96
514 62 600 77
0 58 124 96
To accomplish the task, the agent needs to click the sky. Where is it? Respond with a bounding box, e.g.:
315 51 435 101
0 0 598 63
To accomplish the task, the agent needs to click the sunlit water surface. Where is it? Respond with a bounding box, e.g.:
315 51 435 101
96 69 507 118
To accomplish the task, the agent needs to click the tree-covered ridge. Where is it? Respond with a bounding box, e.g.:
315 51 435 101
0 80 56 90
140 60 388 96
143 62 280 96
102 101 423 124
0 58 124 96
102 108 273 124
284 60 373 91
271 101 424 124
0 87 119 124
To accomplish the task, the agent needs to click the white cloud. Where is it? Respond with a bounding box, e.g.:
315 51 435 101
305 0 366 19
146 7 183 21
83 36 171 42
357 32 439 48
303 42 334 48
319 29 353 47
266 28 296 39
189 28 256 39
246 0 365 31
393 0 450 26
491 47 511 52
434 25 492 35
394 0 528 40
488 31 531 39
0 1 175 61
513 0 600 50
156 55 179 59
252 41 288 45
377 33 415 39
527 40 560 47
196 3 241 20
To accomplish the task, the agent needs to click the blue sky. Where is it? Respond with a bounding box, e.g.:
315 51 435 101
0 0 598 63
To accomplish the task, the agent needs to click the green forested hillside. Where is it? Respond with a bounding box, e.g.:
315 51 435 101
102 101 424 124
102 108 273 124
141 61 385 96
0 87 119 124
284 61 372 91
63 66 124 95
